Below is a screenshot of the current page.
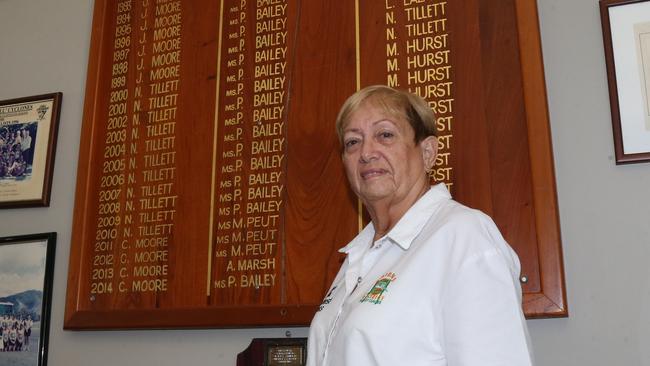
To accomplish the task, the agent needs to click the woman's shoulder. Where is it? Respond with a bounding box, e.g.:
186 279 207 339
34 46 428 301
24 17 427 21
433 199 496 231
422 199 512 257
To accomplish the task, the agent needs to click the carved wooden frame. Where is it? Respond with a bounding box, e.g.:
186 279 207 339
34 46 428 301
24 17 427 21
64 0 567 329
515 0 567 317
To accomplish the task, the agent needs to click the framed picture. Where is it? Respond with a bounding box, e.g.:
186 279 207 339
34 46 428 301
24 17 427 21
601 0 650 164
0 232 56 366
0 93 61 206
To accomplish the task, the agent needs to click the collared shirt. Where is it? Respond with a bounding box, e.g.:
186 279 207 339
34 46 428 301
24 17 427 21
307 184 534 366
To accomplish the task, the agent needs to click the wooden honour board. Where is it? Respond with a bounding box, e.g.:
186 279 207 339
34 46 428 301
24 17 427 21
65 0 567 329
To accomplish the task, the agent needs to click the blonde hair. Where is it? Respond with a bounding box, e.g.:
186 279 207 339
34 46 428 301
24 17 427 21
335 85 437 146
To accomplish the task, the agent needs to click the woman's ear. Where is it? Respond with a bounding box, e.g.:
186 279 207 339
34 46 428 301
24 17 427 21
420 136 438 171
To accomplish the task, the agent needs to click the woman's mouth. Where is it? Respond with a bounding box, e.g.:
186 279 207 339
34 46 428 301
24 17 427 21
360 168 386 180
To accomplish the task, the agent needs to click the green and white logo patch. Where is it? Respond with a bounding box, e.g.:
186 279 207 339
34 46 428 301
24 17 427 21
360 272 397 305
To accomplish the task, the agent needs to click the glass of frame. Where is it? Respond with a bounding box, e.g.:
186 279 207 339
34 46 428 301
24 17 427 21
0 232 56 366
0 93 61 206
601 0 650 164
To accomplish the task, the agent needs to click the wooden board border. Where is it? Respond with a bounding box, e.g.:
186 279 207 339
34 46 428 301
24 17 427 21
515 0 568 318
64 0 568 329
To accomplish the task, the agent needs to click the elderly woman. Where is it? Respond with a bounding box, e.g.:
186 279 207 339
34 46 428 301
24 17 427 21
307 86 533 366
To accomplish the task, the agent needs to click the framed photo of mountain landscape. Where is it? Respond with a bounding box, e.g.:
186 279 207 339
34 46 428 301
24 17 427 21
0 232 56 366
0 93 62 207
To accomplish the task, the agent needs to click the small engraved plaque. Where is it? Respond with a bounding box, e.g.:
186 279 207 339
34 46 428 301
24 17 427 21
267 345 303 366
237 338 307 366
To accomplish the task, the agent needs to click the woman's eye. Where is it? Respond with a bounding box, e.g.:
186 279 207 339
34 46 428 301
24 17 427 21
344 139 359 148
378 131 394 139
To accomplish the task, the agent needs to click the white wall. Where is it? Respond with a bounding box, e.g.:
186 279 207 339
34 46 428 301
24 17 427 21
1 0 649 365
530 1 650 365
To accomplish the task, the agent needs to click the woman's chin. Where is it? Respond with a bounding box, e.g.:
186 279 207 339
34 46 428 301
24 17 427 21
358 184 395 203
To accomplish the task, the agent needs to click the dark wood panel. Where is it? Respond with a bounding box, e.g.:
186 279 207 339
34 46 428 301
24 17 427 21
65 0 566 329
478 0 540 293
284 0 358 304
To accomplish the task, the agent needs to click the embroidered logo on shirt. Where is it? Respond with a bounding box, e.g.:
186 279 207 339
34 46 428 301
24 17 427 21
360 272 397 305
318 286 337 312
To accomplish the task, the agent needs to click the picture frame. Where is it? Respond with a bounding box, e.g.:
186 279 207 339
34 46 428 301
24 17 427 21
0 93 61 206
0 232 56 366
601 0 650 164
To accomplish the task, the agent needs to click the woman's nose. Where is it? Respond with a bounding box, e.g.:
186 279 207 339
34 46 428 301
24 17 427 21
359 140 379 163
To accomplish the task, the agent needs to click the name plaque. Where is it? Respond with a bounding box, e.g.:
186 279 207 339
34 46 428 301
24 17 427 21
237 338 307 366
65 0 566 329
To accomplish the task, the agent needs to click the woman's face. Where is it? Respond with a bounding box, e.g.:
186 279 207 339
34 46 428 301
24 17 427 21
341 102 435 205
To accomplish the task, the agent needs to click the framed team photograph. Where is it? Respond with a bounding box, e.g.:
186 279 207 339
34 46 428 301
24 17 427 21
0 93 61 207
601 0 650 164
0 232 56 366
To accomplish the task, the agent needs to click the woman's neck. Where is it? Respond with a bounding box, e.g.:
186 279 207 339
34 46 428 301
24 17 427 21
365 181 430 242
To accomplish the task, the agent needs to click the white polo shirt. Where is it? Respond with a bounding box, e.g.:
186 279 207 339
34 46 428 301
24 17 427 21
307 184 534 366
